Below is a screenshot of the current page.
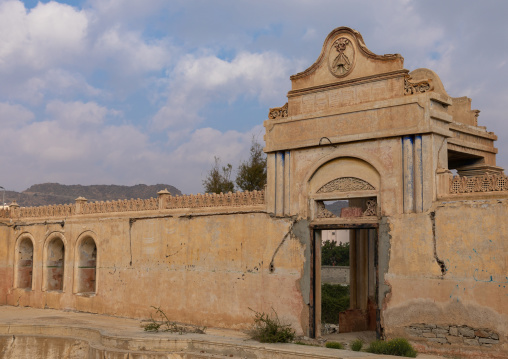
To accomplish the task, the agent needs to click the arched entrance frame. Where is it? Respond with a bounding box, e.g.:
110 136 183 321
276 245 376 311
305 156 381 338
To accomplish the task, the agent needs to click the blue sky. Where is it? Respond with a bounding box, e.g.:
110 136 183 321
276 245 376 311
1 0 508 194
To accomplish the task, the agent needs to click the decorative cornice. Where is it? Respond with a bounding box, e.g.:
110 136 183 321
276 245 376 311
287 70 408 97
404 75 432 95
268 103 288 120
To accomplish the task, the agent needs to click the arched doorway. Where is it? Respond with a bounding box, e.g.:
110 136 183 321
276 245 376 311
307 157 380 338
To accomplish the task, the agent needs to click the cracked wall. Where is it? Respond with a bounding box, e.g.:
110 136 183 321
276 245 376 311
381 198 508 357
2 211 309 334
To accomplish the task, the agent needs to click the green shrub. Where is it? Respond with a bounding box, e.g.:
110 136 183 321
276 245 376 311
321 284 349 324
351 339 363 351
325 341 344 349
249 308 295 343
366 338 417 357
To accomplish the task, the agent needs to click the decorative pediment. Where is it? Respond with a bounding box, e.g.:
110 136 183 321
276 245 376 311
289 27 404 92
317 177 375 193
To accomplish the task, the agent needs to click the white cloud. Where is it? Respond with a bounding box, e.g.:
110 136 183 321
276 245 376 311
93 27 171 74
0 0 508 195
45 100 119 127
152 51 292 136
0 1 88 70
0 0 172 105
0 102 34 126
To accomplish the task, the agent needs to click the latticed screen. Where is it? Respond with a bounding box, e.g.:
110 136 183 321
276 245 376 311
450 173 508 194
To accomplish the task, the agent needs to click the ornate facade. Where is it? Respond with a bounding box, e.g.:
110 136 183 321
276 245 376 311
1 27 507 358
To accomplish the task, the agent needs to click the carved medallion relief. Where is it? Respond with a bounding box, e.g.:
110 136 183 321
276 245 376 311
328 37 355 77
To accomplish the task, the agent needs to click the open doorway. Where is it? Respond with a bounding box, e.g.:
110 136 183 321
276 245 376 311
311 200 379 338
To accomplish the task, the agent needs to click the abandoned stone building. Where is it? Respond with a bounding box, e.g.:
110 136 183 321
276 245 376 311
0 27 507 358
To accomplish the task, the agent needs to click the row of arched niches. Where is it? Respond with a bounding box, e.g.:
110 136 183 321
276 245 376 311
15 232 97 294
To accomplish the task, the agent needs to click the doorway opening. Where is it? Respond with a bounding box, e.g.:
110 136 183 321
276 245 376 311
310 199 379 338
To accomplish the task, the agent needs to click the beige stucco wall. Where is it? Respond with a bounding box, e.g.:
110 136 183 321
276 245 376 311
383 197 508 356
0 224 13 304
1 209 310 334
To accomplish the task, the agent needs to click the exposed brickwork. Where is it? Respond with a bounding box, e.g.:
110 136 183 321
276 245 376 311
406 324 500 347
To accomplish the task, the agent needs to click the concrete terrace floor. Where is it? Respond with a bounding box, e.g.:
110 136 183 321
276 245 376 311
0 306 447 359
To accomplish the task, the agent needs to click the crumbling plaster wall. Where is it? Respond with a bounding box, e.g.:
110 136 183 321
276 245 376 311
382 197 508 356
3 211 311 334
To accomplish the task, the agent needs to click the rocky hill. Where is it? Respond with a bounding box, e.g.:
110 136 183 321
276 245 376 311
2 183 181 207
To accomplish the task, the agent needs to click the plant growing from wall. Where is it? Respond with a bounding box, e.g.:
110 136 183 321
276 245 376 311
249 308 295 343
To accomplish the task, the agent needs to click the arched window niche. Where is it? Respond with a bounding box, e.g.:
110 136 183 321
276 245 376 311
15 234 34 290
75 234 97 295
44 234 66 292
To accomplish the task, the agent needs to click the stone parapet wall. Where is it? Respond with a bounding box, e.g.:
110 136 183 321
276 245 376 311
163 190 265 209
0 190 265 219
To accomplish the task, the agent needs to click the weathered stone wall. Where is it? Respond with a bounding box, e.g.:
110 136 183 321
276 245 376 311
0 207 310 334
0 224 13 304
383 197 508 357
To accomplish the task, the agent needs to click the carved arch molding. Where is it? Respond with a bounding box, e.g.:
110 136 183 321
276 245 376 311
316 177 375 193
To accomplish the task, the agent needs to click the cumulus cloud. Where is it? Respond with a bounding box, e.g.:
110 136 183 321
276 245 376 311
45 100 120 127
1 0 508 195
0 0 88 70
0 102 34 128
152 51 293 136
0 0 172 105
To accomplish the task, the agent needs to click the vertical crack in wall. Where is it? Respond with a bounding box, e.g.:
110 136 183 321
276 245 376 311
430 211 447 275
269 220 295 272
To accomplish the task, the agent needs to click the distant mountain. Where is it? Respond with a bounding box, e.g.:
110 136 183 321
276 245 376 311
2 183 182 207
324 200 349 216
